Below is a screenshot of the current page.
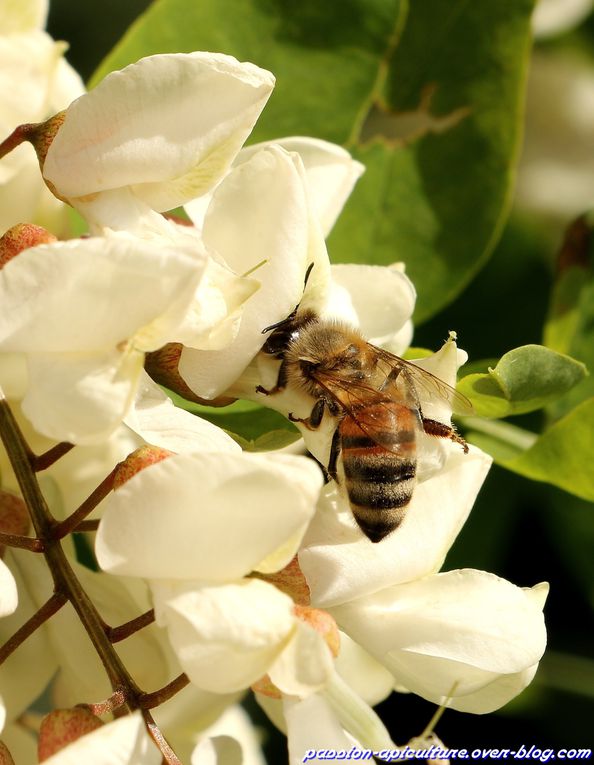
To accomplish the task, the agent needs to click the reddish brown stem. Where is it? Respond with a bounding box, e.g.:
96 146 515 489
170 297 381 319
72 520 100 533
0 123 37 160
139 673 190 710
0 531 44 552
53 470 116 539
0 592 66 664
107 609 155 643
32 442 74 471
142 709 183 765
85 688 127 717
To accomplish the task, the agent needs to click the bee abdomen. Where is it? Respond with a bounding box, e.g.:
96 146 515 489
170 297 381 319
339 407 417 543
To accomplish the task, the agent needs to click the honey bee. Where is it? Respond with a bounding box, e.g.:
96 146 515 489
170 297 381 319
256 271 471 543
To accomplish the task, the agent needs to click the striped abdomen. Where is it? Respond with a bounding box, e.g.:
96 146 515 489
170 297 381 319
339 402 417 543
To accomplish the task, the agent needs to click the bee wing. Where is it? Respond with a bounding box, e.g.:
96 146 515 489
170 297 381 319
311 371 419 454
374 347 474 416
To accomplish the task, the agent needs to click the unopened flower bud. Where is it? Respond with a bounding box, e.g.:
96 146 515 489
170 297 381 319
0 113 66 201
0 741 15 765
145 343 236 407
254 556 310 606
0 491 30 556
38 707 103 761
0 224 57 268
113 445 174 489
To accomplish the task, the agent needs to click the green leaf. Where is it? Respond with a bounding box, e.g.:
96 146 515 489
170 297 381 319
92 0 534 322
458 345 588 418
328 0 536 321
467 398 594 502
169 396 300 446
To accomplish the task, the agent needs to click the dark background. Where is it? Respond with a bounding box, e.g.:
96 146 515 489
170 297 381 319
46 1 594 758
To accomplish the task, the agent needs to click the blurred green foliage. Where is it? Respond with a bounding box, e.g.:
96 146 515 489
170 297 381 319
47 0 594 756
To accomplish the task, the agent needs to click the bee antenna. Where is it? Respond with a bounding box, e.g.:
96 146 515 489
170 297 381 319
261 263 315 335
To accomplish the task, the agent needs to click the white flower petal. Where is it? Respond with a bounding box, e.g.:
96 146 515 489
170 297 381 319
124 374 241 454
447 663 540 714
334 632 394 707
408 334 468 423
0 233 202 353
41 711 161 765
268 620 334 697
300 444 492 608
156 579 295 693
22 347 144 444
325 264 416 342
0 0 47 33
96 451 322 581
283 694 358 765
237 137 365 236
331 570 547 707
180 146 327 398
192 706 266 765
533 0 592 38
0 559 17 617
44 52 275 212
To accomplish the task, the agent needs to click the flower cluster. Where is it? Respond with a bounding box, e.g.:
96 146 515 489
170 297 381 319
0 8 547 763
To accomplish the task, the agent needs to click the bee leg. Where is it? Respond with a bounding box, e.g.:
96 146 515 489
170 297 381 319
288 398 325 430
379 364 402 391
327 427 341 481
421 417 469 454
256 360 288 396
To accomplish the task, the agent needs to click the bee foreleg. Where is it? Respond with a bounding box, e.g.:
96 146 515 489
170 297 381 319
288 398 325 430
421 417 469 453
327 427 341 481
256 360 288 396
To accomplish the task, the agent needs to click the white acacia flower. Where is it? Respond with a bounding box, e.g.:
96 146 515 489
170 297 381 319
41 52 274 233
0 0 84 235
532 0 592 38
330 570 548 714
96 450 333 696
179 139 414 402
0 559 17 617
0 230 256 443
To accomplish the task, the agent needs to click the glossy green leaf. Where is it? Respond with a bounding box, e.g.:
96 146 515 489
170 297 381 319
92 0 534 322
328 0 536 321
458 345 588 418
467 398 594 502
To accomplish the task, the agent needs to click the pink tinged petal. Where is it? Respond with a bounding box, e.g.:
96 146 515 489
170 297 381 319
268 621 334 697
41 711 161 765
157 579 296 694
330 570 547 707
0 559 17 616
124 374 241 455
300 446 492 608
326 265 416 342
43 52 275 210
179 146 323 398
237 137 365 236
0 233 202 354
95 451 322 581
